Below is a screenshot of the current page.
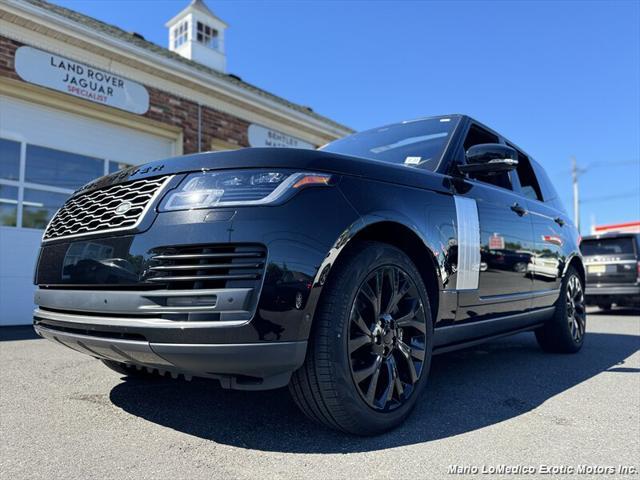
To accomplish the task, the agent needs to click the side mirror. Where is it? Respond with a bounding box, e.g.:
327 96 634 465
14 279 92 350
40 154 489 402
459 144 518 175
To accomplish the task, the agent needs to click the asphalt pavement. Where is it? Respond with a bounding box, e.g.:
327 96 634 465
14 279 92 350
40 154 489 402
1 307 638 479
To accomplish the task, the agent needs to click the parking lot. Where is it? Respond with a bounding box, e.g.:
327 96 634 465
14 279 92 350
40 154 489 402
1 307 638 479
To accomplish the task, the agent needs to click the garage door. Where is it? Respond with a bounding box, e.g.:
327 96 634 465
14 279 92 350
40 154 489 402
0 96 178 325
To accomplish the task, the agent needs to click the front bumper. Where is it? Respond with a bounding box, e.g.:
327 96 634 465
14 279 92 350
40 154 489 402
33 186 361 387
34 323 306 390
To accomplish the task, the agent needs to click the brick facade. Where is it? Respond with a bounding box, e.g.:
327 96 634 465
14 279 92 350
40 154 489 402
0 35 250 154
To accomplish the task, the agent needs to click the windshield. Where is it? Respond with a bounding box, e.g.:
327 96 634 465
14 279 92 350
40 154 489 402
321 117 457 171
581 237 636 256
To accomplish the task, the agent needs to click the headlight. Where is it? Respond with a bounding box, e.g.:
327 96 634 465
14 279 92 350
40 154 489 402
159 169 332 211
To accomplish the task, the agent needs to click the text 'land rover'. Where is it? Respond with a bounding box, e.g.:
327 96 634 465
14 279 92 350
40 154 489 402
33 115 585 435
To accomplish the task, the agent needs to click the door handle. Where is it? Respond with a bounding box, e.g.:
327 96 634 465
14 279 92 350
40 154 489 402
510 203 527 216
554 217 565 226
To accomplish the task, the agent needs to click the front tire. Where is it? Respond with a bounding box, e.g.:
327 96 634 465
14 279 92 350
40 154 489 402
289 241 433 435
535 266 586 353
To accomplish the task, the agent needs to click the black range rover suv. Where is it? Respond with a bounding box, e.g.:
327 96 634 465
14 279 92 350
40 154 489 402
34 115 585 435
581 233 640 309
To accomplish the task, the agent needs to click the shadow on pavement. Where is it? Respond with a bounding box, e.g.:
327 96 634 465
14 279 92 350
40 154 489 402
0 326 39 342
109 330 640 453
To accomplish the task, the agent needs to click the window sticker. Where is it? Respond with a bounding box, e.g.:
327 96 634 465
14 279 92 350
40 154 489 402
404 156 422 166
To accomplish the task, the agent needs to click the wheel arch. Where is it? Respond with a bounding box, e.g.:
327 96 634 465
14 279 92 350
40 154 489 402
565 253 586 284
328 219 443 323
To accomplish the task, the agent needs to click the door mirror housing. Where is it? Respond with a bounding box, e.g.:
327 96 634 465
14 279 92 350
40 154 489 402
459 144 518 175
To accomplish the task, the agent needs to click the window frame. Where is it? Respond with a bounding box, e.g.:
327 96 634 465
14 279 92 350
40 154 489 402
0 136 130 231
172 21 189 49
196 21 219 49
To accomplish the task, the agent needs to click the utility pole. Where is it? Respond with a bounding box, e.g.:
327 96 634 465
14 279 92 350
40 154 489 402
571 156 580 231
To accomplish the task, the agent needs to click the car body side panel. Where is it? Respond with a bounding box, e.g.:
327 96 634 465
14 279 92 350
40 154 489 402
526 199 568 308
450 178 536 321
336 175 459 327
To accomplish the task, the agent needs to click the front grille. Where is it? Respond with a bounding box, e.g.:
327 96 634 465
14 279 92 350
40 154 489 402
43 176 171 241
145 244 267 290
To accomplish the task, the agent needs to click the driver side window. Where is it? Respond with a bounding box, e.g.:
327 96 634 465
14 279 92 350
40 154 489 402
462 125 512 190
507 145 543 202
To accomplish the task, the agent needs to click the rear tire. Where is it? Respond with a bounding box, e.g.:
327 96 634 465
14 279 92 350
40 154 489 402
289 241 433 435
535 266 586 353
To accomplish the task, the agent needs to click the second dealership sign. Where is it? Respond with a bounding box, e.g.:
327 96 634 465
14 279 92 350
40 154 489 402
14 46 149 114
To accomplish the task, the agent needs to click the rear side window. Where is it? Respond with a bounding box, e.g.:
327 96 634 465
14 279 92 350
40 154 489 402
581 237 636 255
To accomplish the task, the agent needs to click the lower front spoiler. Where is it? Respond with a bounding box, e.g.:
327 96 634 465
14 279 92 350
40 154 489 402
34 324 307 390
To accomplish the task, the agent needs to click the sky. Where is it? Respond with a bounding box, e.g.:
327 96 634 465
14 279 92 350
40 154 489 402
50 0 640 234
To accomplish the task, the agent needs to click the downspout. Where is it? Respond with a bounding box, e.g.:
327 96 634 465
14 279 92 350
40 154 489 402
197 103 202 152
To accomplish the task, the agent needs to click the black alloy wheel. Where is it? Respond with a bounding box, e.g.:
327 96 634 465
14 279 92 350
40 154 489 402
289 241 433 435
348 266 427 411
565 274 586 343
535 266 586 353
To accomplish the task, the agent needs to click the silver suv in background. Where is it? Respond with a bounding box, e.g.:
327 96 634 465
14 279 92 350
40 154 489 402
581 233 640 310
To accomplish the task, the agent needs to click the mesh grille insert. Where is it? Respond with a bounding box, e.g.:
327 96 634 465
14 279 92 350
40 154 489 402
44 176 171 241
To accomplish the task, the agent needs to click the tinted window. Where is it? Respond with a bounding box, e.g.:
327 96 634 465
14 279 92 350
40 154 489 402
532 160 560 201
321 117 456 171
25 145 103 190
463 124 499 150
0 138 20 181
462 125 512 190
509 147 542 201
581 237 636 256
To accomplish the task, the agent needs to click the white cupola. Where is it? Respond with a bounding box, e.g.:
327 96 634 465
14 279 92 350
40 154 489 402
165 0 228 72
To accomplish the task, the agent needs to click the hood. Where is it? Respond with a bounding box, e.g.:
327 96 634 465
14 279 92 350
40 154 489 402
74 147 451 196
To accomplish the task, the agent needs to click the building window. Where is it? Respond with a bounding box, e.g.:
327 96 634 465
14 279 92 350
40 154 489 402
0 137 132 231
173 20 189 49
0 184 18 227
196 21 219 49
22 189 70 229
0 138 20 181
25 145 103 191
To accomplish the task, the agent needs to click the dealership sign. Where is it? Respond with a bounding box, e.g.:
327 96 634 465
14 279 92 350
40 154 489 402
14 46 149 114
248 124 314 149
